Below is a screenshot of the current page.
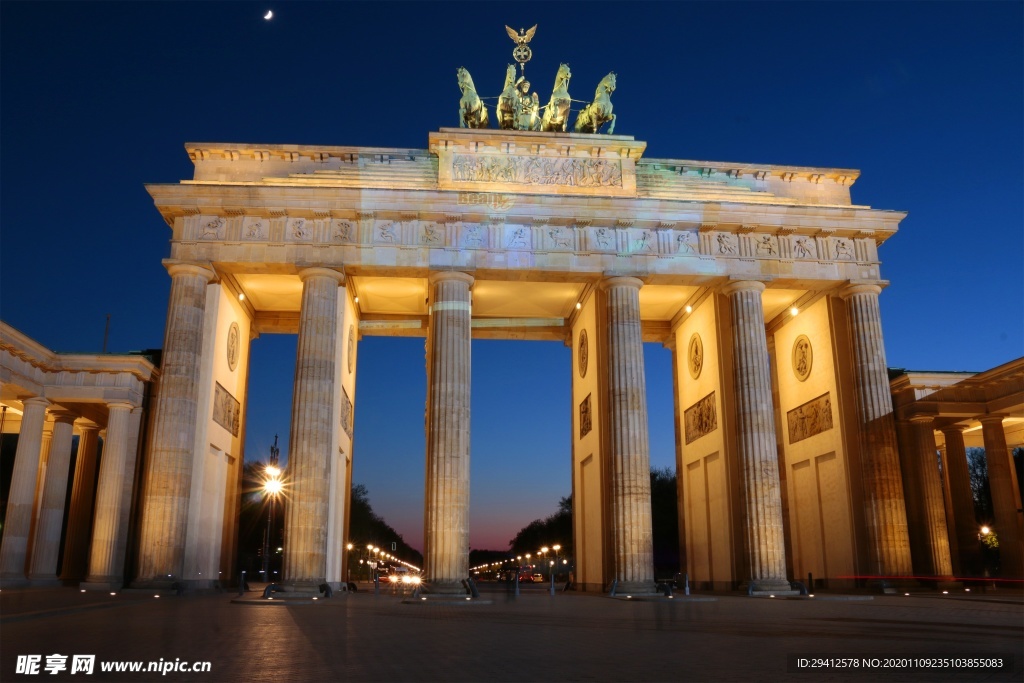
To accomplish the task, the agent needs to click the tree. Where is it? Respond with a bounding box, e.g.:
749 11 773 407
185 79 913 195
966 447 994 523
507 468 682 579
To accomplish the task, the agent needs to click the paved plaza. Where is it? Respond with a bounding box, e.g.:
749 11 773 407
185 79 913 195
2 583 1021 682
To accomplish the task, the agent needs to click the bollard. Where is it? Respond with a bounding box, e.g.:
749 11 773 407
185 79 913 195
238 571 246 597
549 572 555 596
319 583 333 599
514 571 520 597
684 572 690 596
609 579 618 597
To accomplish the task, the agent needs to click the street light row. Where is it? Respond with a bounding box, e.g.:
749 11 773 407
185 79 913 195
470 543 564 572
347 542 421 573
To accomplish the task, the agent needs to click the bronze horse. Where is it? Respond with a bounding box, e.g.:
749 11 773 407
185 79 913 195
575 72 616 134
541 63 572 132
496 65 517 130
457 67 489 129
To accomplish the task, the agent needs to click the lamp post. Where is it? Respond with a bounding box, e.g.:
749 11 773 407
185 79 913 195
261 464 282 581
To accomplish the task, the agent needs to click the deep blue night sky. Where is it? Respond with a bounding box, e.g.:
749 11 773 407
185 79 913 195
2 2 1021 551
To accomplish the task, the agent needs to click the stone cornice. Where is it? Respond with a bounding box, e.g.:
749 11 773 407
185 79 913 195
0 321 157 382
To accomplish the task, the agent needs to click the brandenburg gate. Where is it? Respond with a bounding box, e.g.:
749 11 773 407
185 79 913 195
124 112 919 595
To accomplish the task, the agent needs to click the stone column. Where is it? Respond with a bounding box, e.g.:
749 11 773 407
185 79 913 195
82 402 134 590
0 397 49 585
979 416 1023 578
908 416 952 578
600 277 656 594
136 262 214 584
722 280 790 592
28 410 77 584
939 426 980 575
61 421 100 580
423 271 473 595
839 284 912 579
283 268 344 590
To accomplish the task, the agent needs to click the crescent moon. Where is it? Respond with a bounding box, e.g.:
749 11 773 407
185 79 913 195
264 10 273 20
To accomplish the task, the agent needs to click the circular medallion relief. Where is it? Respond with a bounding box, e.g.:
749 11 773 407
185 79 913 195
226 322 240 372
578 329 589 378
347 325 355 374
688 333 703 380
792 334 813 382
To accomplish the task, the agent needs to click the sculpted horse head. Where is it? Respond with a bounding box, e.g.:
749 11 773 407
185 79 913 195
541 63 572 132
497 64 518 130
574 71 617 135
457 67 489 129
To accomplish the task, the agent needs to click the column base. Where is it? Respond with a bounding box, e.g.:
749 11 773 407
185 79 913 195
81 579 125 592
747 578 797 595
280 580 330 598
27 576 63 588
0 574 31 589
610 580 660 596
420 579 469 596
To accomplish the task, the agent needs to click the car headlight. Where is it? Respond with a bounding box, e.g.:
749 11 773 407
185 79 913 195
411 576 421 584
401 575 411 584
389 575 399 583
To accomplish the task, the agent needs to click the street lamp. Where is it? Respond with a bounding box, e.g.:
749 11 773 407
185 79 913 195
261 465 283 581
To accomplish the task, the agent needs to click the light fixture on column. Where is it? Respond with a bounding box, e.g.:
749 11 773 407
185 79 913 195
238 293 245 301
576 302 582 310
790 307 799 316
685 305 692 314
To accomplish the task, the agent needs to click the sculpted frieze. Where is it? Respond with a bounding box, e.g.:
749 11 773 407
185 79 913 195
374 221 400 244
546 226 573 250
832 238 854 260
452 154 622 188
421 222 445 245
506 226 531 249
243 217 265 240
333 219 355 242
287 217 311 241
716 232 738 255
787 392 833 444
630 229 655 253
755 235 779 257
213 382 240 437
460 223 487 248
793 236 816 259
592 227 616 251
200 217 224 240
684 391 717 444
675 231 697 254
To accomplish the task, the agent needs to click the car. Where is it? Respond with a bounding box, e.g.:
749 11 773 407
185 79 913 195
531 573 545 583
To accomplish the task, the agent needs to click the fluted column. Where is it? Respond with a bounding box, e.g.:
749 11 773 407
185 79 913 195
723 280 790 592
940 426 981 575
82 403 134 589
908 416 952 577
283 268 344 589
61 422 100 580
136 262 214 584
423 271 473 594
0 397 49 585
840 284 912 579
600 277 656 594
27 410 77 583
979 416 1023 578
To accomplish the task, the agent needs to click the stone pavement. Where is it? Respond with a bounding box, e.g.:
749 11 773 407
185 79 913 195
2 583 1021 682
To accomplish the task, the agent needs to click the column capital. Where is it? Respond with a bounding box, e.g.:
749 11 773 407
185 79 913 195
428 270 474 287
720 279 766 296
163 260 215 282
106 401 135 413
976 414 1007 426
298 267 345 285
74 419 101 432
939 423 966 436
837 283 882 299
598 276 643 291
907 414 935 426
48 409 78 425
21 396 50 410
